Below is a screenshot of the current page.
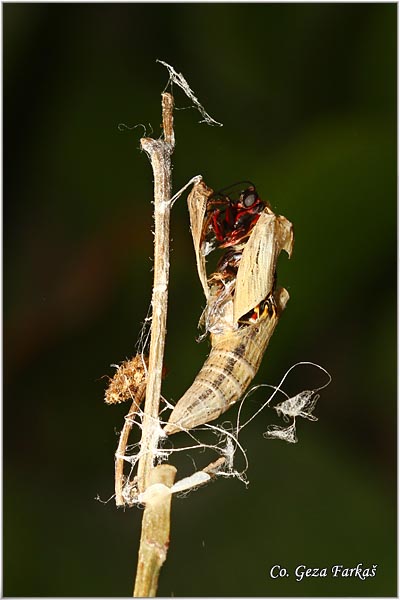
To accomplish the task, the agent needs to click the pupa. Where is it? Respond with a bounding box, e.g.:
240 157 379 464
164 180 294 435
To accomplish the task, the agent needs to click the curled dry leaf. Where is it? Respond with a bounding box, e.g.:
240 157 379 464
233 211 293 322
187 180 214 300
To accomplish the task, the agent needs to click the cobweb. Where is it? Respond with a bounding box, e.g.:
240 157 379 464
157 60 223 128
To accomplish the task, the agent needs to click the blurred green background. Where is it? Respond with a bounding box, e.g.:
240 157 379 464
4 3 396 597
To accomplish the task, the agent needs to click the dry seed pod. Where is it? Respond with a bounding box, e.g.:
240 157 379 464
105 355 147 405
164 288 289 435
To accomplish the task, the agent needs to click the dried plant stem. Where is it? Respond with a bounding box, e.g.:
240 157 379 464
137 93 175 494
132 93 175 597
133 465 176 597
115 391 145 507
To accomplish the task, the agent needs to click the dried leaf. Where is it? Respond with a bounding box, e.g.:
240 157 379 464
187 179 214 300
233 210 294 322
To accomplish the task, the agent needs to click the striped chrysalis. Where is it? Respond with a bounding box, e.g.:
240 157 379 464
164 180 293 435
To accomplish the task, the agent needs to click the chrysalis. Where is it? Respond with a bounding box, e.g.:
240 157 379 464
164 180 294 435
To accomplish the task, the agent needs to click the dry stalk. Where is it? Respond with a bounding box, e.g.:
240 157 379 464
133 465 177 597
136 93 174 494
107 355 148 506
132 92 176 597
115 394 145 507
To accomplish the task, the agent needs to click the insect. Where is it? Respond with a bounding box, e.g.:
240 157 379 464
202 182 266 248
164 179 294 435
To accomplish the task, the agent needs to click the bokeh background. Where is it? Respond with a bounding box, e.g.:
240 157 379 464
4 3 396 597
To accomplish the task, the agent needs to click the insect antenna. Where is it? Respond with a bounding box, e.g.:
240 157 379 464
217 180 255 194
215 180 256 200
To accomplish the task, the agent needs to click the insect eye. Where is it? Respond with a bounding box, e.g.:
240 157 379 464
243 192 257 207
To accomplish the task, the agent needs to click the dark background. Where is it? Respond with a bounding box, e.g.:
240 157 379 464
4 3 396 597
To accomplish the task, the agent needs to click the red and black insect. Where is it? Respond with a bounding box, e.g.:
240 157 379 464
202 182 267 249
203 183 277 328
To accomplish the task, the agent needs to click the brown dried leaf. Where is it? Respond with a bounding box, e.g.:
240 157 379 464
233 210 294 322
187 179 214 300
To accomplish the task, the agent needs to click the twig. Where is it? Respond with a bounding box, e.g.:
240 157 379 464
115 391 145 507
136 93 175 493
133 464 177 597
106 355 148 506
118 66 222 596
130 92 175 597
